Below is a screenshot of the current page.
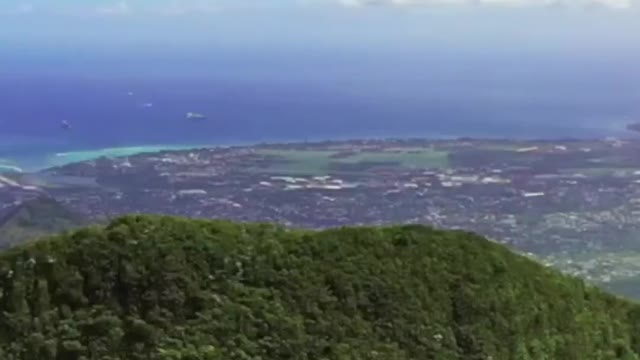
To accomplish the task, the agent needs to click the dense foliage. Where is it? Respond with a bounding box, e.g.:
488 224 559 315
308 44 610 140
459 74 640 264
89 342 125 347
1 215 640 359
0 197 88 249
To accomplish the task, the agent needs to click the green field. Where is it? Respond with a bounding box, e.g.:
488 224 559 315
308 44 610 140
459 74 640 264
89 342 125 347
253 150 338 175
254 149 449 175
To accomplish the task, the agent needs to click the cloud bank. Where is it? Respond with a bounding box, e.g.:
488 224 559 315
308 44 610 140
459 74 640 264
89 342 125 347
90 1 220 17
336 0 634 9
0 3 35 15
95 1 132 16
150 1 220 16
0 1 222 17
0 0 635 17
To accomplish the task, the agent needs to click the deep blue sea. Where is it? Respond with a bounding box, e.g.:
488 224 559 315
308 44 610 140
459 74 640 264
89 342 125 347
1 50 639 171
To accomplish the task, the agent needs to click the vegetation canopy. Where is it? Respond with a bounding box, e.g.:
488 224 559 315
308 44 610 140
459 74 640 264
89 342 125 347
0 215 640 359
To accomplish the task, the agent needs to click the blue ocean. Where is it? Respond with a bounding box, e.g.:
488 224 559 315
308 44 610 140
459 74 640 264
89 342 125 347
1 50 638 171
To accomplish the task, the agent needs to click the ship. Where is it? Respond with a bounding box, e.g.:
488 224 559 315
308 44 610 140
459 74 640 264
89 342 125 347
186 112 206 120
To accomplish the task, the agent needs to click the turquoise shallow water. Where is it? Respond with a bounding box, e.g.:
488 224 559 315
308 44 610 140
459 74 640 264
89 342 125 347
0 144 207 173
49 144 203 166
0 164 24 173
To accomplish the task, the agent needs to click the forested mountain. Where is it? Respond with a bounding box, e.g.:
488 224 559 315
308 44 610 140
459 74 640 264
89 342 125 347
0 197 89 249
1 215 640 359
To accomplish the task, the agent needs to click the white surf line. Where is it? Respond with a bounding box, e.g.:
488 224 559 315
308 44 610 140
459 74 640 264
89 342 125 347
0 165 24 173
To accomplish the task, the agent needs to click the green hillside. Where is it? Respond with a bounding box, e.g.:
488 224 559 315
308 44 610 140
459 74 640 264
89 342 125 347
1 215 640 359
0 197 89 249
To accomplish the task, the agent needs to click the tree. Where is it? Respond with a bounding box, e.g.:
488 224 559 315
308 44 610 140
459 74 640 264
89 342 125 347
0 214 638 359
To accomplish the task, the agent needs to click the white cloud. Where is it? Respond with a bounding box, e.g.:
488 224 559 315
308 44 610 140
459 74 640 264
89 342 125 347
1 0 634 17
591 0 633 9
0 3 35 15
95 1 133 16
336 0 635 9
478 0 560 7
90 1 222 17
15 3 35 13
152 1 220 16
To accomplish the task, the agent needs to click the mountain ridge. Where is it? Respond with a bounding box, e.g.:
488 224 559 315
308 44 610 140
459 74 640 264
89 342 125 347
0 215 639 359
0 196 88 248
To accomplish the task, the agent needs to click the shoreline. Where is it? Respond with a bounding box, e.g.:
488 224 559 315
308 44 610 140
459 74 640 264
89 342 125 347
3 134 639 174
0 165 24 173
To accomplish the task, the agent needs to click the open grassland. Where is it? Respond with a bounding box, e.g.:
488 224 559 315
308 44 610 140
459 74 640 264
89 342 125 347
338 150 449 167
253 148 449 175
252 150 337 175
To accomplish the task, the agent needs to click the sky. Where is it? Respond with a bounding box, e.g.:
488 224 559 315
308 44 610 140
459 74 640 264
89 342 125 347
1 0 639 56
1 0 638 102
2 0 639 98
1 0 640 147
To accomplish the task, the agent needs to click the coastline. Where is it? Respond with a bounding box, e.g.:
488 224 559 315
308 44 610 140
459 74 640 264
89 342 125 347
1 135 473 172
2 144 209 173
47 144 207 165
2 130 637 174
0 164 23 173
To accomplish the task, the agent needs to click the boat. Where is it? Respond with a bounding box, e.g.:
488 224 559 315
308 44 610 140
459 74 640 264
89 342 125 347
186 112 206 120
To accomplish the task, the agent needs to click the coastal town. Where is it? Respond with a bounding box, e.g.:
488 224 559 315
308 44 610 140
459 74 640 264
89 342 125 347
4 137 640 287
